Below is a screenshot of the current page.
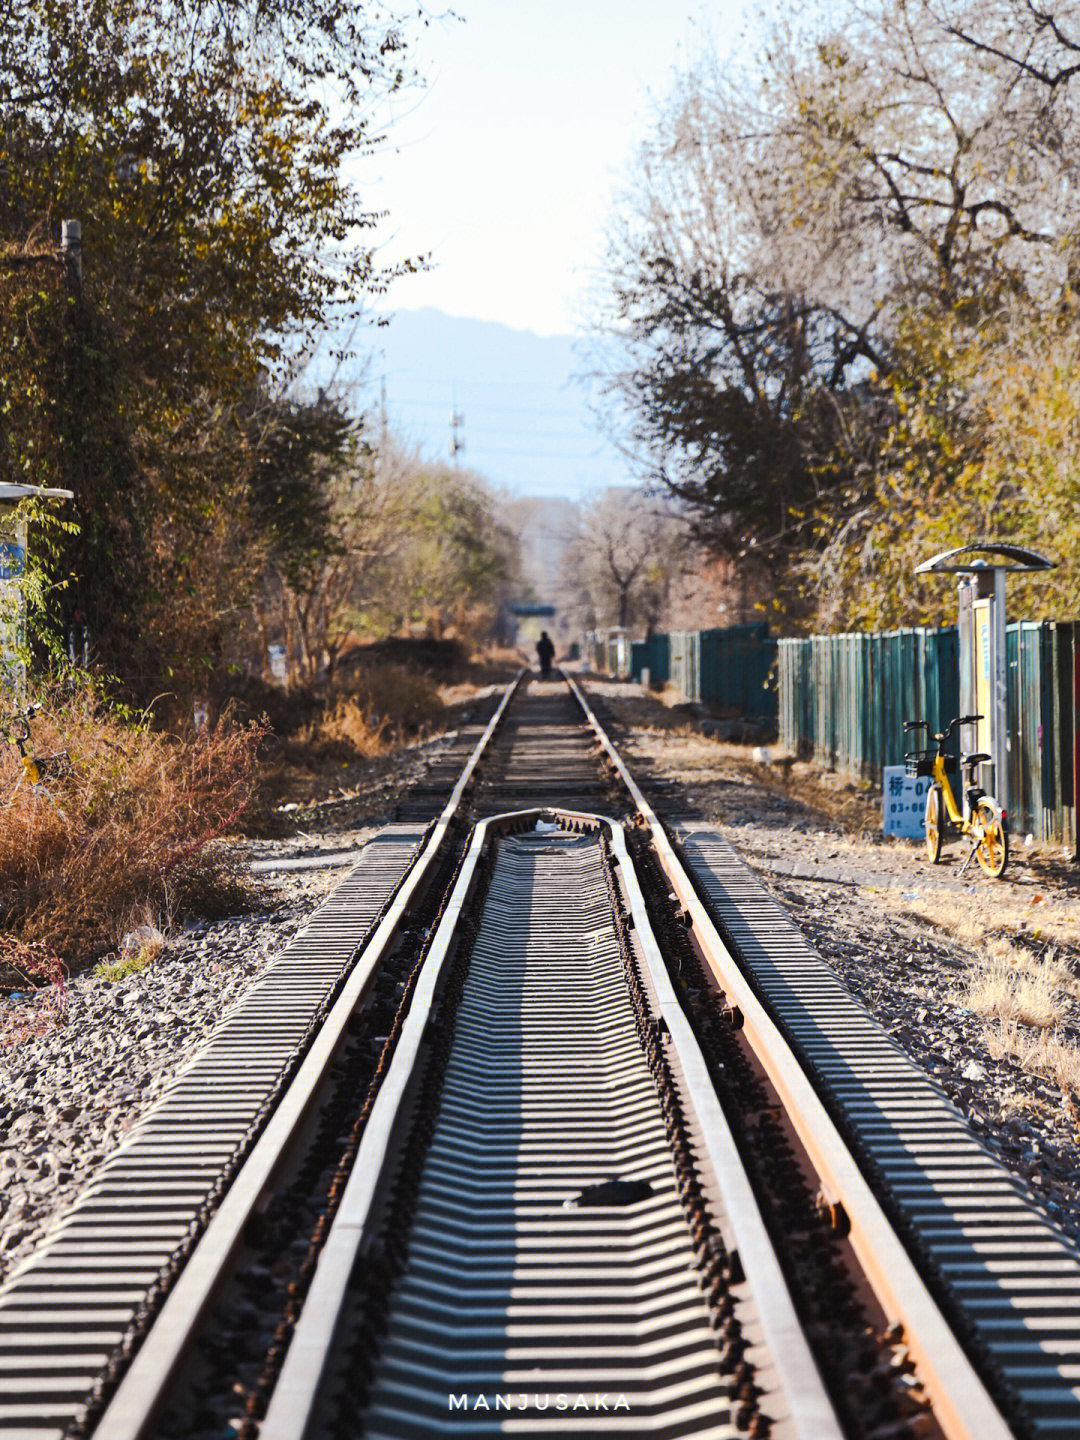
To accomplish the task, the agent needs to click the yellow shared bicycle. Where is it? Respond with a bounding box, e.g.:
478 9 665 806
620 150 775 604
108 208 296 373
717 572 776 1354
1 703 72 800
903 714 1009 878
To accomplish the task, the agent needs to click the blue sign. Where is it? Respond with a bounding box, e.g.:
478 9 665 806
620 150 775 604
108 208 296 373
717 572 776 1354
882 765 930 838
0 544 25 581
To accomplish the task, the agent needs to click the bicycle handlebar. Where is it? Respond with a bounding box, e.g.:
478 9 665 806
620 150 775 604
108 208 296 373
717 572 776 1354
1 704 40 741
905 714 983 744
931 714 984 744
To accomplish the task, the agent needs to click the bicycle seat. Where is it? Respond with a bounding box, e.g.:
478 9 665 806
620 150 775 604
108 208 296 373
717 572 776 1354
963 752 991 766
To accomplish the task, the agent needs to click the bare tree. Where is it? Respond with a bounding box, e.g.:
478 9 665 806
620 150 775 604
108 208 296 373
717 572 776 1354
759 0 1080 316
590 0 1080 624
560 489 693 635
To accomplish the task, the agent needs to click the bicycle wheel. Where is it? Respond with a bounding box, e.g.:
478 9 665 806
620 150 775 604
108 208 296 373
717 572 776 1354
924 784 943 864
974 800 1009 878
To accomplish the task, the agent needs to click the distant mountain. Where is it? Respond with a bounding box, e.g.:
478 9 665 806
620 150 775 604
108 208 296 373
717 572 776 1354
301 307 633 501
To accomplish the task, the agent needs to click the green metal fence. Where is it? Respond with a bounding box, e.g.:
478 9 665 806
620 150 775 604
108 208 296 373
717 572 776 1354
630 623 778 724
629 634 670 686
1005 621 1079 843
700 624 777 720
779 627 958 774
779 622 1080 847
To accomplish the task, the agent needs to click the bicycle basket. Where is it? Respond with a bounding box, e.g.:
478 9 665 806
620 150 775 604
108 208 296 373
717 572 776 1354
904 750 957 779
905 749 937 778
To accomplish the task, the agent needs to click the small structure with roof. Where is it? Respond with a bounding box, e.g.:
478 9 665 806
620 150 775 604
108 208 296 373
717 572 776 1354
915 542 1055 820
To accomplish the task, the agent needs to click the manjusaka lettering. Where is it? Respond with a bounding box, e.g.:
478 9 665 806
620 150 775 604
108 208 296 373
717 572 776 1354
448 1393 632 1413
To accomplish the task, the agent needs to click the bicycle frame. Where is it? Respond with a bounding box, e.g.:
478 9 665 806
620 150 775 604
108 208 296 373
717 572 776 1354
932 753 967 827
906 715 982 820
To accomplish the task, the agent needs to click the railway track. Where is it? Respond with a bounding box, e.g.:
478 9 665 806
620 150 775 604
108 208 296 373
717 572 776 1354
1 673 1079 1439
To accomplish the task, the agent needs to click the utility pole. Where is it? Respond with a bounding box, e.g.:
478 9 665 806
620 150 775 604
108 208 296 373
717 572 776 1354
61 219 87 667
450 405 465 464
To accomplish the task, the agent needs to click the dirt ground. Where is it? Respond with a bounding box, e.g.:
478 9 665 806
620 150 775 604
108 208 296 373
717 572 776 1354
586 676 1080 1246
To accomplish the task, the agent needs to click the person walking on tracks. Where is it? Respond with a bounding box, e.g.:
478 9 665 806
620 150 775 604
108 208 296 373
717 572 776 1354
535 630 555 679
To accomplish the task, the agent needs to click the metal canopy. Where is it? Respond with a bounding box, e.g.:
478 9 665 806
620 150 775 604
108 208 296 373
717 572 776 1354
0 484 74 503
914 542 1056 575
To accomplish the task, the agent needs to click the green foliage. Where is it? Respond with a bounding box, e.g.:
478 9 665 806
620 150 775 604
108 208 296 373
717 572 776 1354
245 395 355 592
353 457 520 642
0 0 419 692
93 947 158 983
0 261 65 490
819 300 1080 629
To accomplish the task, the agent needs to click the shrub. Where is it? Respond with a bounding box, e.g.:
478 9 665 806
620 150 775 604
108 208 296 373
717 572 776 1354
338 661 445 740
295 661 446 761
0 684 265 961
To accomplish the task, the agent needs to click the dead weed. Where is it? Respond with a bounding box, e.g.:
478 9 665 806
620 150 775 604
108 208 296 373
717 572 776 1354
0 684 265 963
983 1020 1080 1095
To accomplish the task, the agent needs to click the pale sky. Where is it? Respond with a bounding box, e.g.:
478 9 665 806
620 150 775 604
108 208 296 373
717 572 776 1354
361 0 759 337
323 0 760 497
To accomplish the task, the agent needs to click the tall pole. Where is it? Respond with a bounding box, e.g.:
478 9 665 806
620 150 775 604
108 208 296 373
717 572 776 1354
61 218 84 664
992 566 1008 820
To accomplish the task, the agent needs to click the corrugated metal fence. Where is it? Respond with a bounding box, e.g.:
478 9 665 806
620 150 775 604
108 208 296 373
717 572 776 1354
778 628 959 775
630 623 778 723
630 633 670 686
1006 622 1078 844
779 622 1079 846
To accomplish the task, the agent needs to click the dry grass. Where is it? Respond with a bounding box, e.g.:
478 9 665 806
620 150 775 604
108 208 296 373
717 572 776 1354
301 661 446 760
0 684 265 963
344 660 445 736
888 886 1080 1094
0 935 68 1046
887 887 1080 1029
965 955 1066 1028
312 697 394 759
896 887 1080 957
983 1020 1080 1095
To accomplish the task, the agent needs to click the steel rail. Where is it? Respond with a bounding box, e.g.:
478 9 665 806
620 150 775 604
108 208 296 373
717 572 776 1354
607 823 841 1440
32 673 525 1440
565 672 1020 1440
261 809 843 1440
259 816 494 1440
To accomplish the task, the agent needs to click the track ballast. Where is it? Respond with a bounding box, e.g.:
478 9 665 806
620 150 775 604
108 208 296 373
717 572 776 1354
1 673 1079 1440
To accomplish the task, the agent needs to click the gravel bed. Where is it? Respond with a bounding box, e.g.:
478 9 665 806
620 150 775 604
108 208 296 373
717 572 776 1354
0 715 479 1288
0 858 348 1290
587 676 1080 1250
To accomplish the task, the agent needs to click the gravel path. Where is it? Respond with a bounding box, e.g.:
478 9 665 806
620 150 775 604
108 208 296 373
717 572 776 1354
0 845 368 1289
587 676 1080 1248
